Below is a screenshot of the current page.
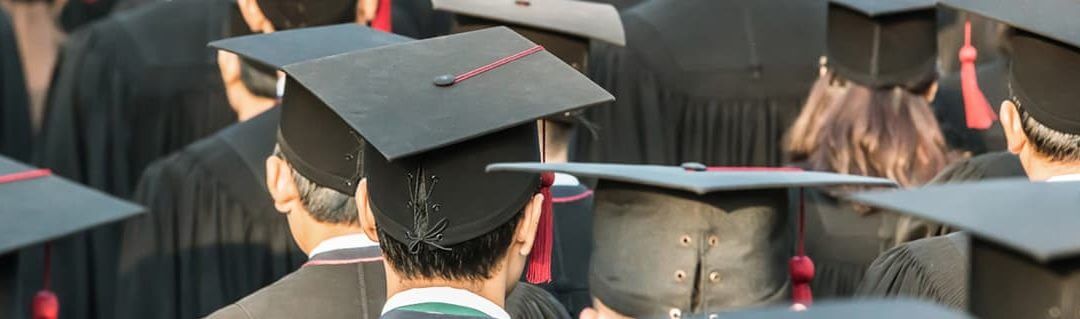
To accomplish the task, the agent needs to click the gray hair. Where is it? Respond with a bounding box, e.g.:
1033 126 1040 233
273 146 359 225
1018 106 1080 162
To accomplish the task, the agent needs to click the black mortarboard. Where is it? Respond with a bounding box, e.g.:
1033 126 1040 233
0 155 143 255
487 162 895 318
210 24 413 195
281 27 612 251
827 0 937 89
941 0 1080 135
715 299 971 319
254 0 356 30
433 0 624 72
849 180 1080 319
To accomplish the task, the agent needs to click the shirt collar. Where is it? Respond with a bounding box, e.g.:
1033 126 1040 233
553 172 580 186
308 233 379 258
1046 173 1080 183
381 287 511 319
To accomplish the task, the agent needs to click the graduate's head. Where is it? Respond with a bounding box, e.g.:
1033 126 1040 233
998 29 1080 180
266 145 362 253
235 0 384 34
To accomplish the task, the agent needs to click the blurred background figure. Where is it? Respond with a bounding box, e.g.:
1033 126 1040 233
783 0 956 300
574 0 825 167
0 5 31 162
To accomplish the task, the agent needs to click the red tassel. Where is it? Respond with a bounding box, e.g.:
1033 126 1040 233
526 172 555 284
33 243 58 319
370 0 393 32
790 188 814 308
32 291 59 319
959 20 997 130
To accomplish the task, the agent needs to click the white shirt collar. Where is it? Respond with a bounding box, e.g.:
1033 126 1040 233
553 172 580 186
1046 173 1080 183
381 287 511 319
307 233 379 258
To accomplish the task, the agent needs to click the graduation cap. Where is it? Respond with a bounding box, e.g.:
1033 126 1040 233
714 299 971 319
827 0 938 89
280 27 612 282
487 162 895 318
210 24 412 195
941 0 1080 135
849 180 1080 319
0 155 143 319
433 0 624 72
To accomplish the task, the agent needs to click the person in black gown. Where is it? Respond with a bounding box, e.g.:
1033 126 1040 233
15 1 236 318
112 0 404 315
780 0 958 299
574 0 825 167
857 0 1080 310
0 7 32 162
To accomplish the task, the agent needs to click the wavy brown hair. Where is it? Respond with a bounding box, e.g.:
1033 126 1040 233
786 72 954 187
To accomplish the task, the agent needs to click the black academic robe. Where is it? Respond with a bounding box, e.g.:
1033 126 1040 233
507 283 573 319
391 0 452 39
540 183 594 317
207 247 387 319
114 107 305 319
856 233 969 310
573 0 824 167
15 1 236 318
802 189 898 299
933 59 1010 155
0 7 31 162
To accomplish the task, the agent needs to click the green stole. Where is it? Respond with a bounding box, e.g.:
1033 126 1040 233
396 302 491 318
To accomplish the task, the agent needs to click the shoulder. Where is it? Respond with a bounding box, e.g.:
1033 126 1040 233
224 264 380 318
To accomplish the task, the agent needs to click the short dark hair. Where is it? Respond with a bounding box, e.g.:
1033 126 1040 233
1017 105 1080 162
379 211 524 282
273 146 359 225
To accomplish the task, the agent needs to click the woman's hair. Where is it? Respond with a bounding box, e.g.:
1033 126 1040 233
786 72 953 187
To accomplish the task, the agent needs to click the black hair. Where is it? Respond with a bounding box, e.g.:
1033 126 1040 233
379 210 524 282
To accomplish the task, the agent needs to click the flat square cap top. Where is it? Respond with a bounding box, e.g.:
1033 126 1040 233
0 156 144 255
209 24 412 70
940 0 1080 48
282 26 614 161
849 180 1080 263
486 162 897 194
717 299 972 319
432 0 625 46
830 0 936 17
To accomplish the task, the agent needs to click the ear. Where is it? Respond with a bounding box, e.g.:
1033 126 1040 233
356 0 379 24
515 193 545 256
923 81 939 103
1000 100 1027 155
266 155 300 214
237 0 275 33
356 178 380 243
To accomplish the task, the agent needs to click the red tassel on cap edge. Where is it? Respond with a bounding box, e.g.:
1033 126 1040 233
370 0 393 32
526 172 554 284
959 20 998 130
33 243 58 319
790 188 814 308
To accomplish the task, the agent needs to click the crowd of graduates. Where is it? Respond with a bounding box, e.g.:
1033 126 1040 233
0 0 1079 318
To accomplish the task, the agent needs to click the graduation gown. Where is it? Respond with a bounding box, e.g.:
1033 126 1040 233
933 59 1010 155
856 233 969 310
803 189 898 299
207 246 387 319
506 283 573 319
573 0 824 166
114 107 305 319
0 7 31 162
15 1 236 317
540 180 595 317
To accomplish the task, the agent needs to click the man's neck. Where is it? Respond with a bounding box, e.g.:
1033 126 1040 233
297 222 365 255
1023 155 1080 181
385 269 508 309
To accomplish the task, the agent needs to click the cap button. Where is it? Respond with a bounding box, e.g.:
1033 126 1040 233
433 74 455 87
681 162 707 172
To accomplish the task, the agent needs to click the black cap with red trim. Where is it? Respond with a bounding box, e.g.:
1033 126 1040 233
827 0 938 89
280 27 612 272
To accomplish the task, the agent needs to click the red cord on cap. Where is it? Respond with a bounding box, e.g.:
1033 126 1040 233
527 122 554 284
0 169 51 184
790 188 815 308
370 0 392 32
33 244 58 319
959 20 998 130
